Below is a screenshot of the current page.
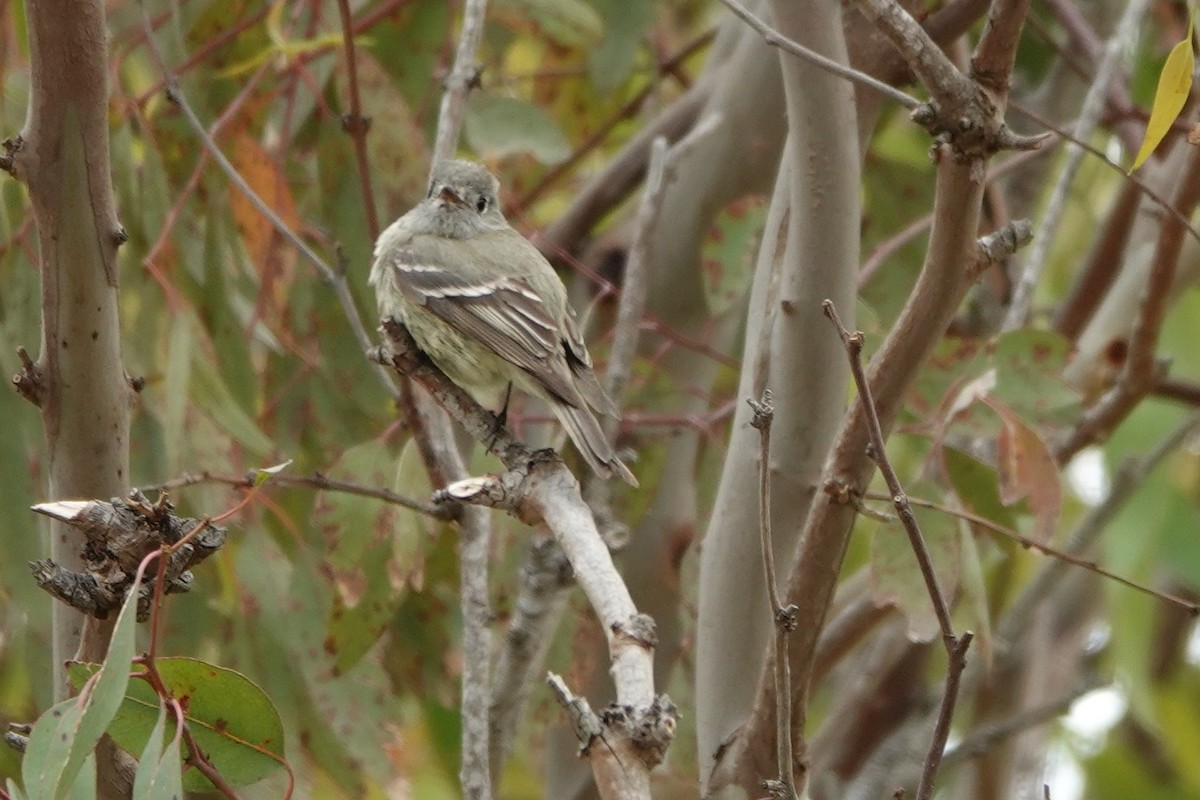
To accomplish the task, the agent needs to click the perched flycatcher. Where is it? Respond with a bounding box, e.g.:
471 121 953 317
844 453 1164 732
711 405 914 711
370 160 636 485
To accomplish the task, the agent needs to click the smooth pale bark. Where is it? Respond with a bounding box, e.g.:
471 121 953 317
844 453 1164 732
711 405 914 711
15 0 133 796
696 0 861 793
544 10 788 796
18 0 131 684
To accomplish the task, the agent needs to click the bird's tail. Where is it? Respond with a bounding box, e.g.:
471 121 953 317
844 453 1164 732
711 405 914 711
553 402 638 486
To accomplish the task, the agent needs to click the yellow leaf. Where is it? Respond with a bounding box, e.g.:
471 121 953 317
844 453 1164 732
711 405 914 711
1130 11 1195 172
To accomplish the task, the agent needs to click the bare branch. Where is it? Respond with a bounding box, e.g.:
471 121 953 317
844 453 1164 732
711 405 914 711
823 301 956 643
604 137 670 414
824 299 973 800
749 390 800 798
135 4 397 402
853 0 1044 162
1055 143 1200 460
1003 0 1153 330
942 676 1106 767
719 0 920 110
431 0 488 165
916 632 973 800
863 492 1199 615
335 0 380 240
143 470 449 519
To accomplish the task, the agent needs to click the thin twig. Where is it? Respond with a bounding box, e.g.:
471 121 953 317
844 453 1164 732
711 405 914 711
518 29 714 209
862 492 1199 614
135 2 397 400
1009 102 1200 247
917 632 973 800
1054 143 1200 460
603 137 668 419
824 301 955 642
941 676 1106 767
1002 0 1152 331
142 470 449 519
719 0 919 110
431 0 489 165
749 391 799 798
823 299 972 800
1002 412 1200 640
335 0 380 240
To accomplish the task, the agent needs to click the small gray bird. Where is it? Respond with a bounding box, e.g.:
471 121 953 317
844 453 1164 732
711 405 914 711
370 160 636 485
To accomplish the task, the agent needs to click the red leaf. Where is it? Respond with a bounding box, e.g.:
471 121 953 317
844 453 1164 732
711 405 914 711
985 397 1062 542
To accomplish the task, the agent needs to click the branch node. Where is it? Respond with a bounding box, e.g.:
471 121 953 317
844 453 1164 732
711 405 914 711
972 218 1034 277
340 112 372 137
627 693 679 767
0 134 24 177
4 727 29 754
613 612 658 649
823 478 858 506
112 225 129 246
12 346 43 407
761 779 791 800
547 673 604 754
30 493 226 620
748 389 775 430
775 604 799 633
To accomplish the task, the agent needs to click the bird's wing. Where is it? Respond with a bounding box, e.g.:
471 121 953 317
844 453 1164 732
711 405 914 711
561 309 619 418
384 246 582 406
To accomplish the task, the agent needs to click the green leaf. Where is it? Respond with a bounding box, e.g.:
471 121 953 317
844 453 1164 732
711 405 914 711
494 0 605 48
190 344 275 460
72 658 285 791
131 703 165 799
319 439 430 674
587 0 655 89
27 581 138 800
942 446 1020 535
464 94 571 165
60 754 94 800
990 329 1080 426
1130 9 1195 172
132 704 183 800
21 699 84 800
955 524 992 669
700 196 767 316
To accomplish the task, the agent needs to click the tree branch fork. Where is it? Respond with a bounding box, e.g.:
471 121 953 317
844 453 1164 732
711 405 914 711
373 318 677 787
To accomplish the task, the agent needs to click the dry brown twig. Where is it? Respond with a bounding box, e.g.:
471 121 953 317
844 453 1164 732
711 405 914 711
824 300 972 800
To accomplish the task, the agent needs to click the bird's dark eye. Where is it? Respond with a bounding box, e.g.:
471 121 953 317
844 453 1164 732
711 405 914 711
475 196 489 213
427 181 436 199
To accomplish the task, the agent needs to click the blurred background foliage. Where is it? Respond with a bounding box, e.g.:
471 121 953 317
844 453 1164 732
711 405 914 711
0 0 1199 798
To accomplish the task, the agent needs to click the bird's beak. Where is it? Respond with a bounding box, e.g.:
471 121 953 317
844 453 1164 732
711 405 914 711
437 186 467 208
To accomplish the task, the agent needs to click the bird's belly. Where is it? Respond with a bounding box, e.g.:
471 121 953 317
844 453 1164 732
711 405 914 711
404 308 511 407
